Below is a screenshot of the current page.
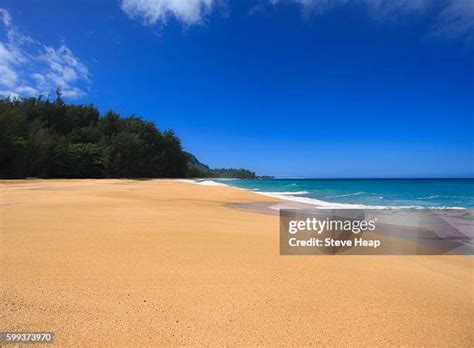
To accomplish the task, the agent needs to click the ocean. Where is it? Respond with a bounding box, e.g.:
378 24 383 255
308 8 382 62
215 179 474 209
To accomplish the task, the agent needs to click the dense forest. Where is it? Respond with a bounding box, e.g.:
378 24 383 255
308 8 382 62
0 91 257 179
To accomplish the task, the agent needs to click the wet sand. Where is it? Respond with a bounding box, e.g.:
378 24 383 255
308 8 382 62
1 179 473 346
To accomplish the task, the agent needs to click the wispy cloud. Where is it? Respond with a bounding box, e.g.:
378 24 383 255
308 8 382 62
119 1 474 44
434 0 474 42
120 0 216 26
267 0 474 41
0 8 90 99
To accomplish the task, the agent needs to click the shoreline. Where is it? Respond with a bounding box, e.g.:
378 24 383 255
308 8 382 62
193 179 471 210
184 180 473 256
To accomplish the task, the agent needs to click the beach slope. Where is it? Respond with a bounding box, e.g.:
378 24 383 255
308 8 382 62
1 179 472 346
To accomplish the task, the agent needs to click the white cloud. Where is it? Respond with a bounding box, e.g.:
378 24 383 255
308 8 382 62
0 64 18 88
0 9 90 99
120 0 215 26
0 8 11 27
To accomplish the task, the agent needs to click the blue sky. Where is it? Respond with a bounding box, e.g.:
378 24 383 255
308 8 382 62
1 0 473 178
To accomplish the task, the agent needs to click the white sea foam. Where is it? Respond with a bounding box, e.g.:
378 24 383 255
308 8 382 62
255 191 386 208
178 179 228 186
179 179 466 210
253 191 465 210
198 180 228 186
326 191 365 198
417 194 472 200
417 195 440 200
258 191 309 196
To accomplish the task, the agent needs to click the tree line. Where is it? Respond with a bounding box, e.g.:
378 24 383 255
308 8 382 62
0 91 257 179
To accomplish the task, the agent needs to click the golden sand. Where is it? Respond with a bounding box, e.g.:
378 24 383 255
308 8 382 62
1 179 473 346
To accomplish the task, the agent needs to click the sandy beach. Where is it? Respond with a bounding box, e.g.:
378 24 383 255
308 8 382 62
1 179 472 346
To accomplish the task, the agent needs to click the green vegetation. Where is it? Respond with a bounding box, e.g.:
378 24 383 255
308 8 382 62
187 165 257 179
185 152 257 179
0 91 257 179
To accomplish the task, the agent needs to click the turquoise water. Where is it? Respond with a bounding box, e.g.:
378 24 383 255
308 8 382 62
217 179 474 208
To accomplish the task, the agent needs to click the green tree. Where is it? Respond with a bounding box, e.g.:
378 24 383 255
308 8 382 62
0 96 255 179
